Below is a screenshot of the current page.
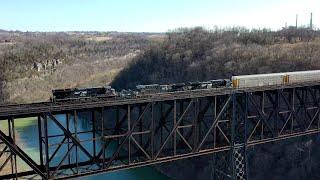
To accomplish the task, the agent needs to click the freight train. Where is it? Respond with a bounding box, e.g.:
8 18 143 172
51 70 320 102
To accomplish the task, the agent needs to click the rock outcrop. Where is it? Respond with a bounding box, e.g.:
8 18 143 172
32 59 63 72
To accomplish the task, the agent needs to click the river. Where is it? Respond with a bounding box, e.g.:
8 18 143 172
0 115 170 180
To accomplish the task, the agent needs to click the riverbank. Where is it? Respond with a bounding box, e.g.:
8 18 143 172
0 118 38 176
0 144 12 176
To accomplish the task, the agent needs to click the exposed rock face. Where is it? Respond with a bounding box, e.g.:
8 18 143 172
32 59 63 72
33 62 43 72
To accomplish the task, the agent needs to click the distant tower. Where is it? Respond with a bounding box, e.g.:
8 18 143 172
310 12 313 29
296 14 298 28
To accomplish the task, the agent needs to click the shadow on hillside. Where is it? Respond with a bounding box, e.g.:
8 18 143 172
110 27 320 179
111 27 320 90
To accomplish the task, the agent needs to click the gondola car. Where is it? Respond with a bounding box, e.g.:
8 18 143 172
119 89 138 98
136 84 161 94
210 79 231 88
186 81 202 90
172 83 187 91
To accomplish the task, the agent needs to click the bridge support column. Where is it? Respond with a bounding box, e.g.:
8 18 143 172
232 145 247 180
231 93 248 180
210 93 248 180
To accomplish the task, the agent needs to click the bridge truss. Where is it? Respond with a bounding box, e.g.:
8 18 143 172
0 84 319 179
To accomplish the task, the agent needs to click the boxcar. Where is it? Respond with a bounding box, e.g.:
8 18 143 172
286 70 320 84
231 70 320 89
232 73 285 88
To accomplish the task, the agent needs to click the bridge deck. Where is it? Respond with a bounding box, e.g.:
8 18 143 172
0 81 319 119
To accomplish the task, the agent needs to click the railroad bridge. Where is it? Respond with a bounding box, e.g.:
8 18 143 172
0 82 319 179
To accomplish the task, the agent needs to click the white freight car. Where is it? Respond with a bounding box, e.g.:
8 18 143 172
232 70 320 88
232 73 286 88
286 70 320 84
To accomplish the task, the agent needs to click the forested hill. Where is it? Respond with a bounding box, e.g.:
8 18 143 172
111 27 320 89
111 27 320 180
0 31 163 103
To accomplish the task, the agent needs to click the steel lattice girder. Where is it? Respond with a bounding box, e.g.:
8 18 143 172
245 86 320 146
0 85 319 179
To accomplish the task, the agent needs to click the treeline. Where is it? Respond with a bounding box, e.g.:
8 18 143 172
0 32 151 81
111 27 320 89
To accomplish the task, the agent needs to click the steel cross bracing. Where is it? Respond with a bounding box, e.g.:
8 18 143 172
0 84 319 179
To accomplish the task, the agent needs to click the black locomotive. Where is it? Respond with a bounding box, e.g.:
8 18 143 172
51 79 231 101
51 86 116 102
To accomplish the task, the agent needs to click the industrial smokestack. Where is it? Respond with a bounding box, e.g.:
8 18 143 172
310 12 313 29
296 14 298 28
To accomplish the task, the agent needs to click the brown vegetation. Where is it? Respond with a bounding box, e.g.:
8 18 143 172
1 27 320 178
0 31 158 103
110 27 320 180
111 27 320 89
0 31 151 81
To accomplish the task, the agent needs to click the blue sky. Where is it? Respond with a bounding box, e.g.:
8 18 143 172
1 0 319 32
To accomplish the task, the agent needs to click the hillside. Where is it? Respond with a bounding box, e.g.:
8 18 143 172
111 27 320 89
0 31 164 103
1 27 320 178
110 27 320 180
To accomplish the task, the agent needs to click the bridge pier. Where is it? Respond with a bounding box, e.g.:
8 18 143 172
230 93 248 180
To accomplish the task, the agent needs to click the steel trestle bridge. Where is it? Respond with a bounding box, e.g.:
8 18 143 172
0 82 319 179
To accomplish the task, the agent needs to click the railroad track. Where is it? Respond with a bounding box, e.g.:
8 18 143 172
0 81 319 119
